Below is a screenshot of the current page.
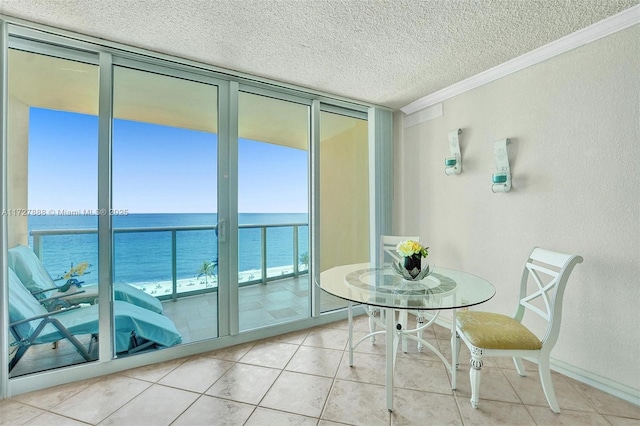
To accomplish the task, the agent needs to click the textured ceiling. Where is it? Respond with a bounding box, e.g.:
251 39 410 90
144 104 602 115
0 0 637 110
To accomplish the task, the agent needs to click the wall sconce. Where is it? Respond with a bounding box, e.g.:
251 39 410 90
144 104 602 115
492 138 511 193
445 128 462 175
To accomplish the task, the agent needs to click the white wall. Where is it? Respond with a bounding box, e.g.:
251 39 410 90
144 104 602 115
394 25 639 395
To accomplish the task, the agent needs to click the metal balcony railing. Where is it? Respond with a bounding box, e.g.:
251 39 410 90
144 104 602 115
30 222 309 301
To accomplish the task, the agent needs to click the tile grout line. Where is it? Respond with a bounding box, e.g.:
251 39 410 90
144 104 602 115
317 342 348 425
239 332 318 423
7 321 639 424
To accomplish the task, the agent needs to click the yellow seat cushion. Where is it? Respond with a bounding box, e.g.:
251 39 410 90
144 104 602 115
457 311 542 350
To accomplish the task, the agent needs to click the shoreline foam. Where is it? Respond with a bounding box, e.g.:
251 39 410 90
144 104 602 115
124 264 308 295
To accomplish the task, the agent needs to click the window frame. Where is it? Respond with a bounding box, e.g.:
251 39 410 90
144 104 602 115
0 16 392 399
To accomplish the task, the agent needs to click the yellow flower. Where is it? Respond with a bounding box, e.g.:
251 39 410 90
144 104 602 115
63 261 90 279
396 240 429 258
74 262 89 276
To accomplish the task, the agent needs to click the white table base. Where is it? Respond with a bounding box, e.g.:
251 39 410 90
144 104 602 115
348 302 457 411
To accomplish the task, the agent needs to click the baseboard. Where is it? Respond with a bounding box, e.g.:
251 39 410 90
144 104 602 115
549 358 640 407
433 316 639 407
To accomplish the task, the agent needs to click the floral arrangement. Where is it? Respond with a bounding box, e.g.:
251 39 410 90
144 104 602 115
396 240 429 259
393 239 430 280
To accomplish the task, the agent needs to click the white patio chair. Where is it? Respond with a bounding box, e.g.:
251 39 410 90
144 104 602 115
9 245 164 314
8 268 182 373
455 247 583 413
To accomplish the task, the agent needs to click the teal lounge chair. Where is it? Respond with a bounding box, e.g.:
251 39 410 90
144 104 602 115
9 245 163 314
8 268 182 372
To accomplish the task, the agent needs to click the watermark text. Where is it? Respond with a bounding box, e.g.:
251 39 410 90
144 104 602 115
2 209 129 216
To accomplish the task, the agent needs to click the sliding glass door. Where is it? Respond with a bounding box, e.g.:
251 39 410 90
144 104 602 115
2 22 384 392
6 47 100 376
319 110 370 313
112 65 219 345
237 91 310 331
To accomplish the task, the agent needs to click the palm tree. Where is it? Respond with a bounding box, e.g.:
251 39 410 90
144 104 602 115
299 252 309 270
196 260 217 286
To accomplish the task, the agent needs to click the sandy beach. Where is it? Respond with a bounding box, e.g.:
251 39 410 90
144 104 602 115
126 264 308 296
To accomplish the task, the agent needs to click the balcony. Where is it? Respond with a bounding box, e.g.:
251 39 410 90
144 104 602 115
29 222 314 339
11 222 347 377
29 222 311 300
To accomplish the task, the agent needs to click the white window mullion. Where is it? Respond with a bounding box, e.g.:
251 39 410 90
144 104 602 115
97 51 114 361
310 100 321 317
218 80 239 336
0 18 10 400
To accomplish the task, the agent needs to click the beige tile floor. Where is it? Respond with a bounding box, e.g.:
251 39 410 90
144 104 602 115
2 316 639 426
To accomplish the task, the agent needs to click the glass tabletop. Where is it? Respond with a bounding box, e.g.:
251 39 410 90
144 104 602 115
318 262 495 310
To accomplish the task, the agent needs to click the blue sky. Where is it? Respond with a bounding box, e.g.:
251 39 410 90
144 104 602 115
28 108 308 213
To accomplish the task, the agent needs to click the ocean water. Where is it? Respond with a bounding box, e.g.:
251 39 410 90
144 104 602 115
27 213 308 286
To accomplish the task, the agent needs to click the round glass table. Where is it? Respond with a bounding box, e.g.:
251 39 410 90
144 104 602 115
321 263 495 311
318 262 495 411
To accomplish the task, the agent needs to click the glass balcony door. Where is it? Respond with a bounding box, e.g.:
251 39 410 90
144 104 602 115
1 22 386 395
112 65 219 345
6 47 100 376
237 92 311 331
319 110 370 313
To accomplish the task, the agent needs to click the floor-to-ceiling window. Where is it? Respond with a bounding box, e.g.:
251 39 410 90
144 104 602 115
6 47 100 376
112 65 219 345
237 92 310 331
319 110 370 313
1 21 387 397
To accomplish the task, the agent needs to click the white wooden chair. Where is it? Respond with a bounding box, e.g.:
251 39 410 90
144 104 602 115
370 235 423 352
455 247 583 413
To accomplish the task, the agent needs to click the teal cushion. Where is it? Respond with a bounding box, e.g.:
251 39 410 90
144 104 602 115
8 245 56 296
7 269 48 338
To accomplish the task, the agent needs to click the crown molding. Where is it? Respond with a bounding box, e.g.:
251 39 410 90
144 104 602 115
401 5 640 115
